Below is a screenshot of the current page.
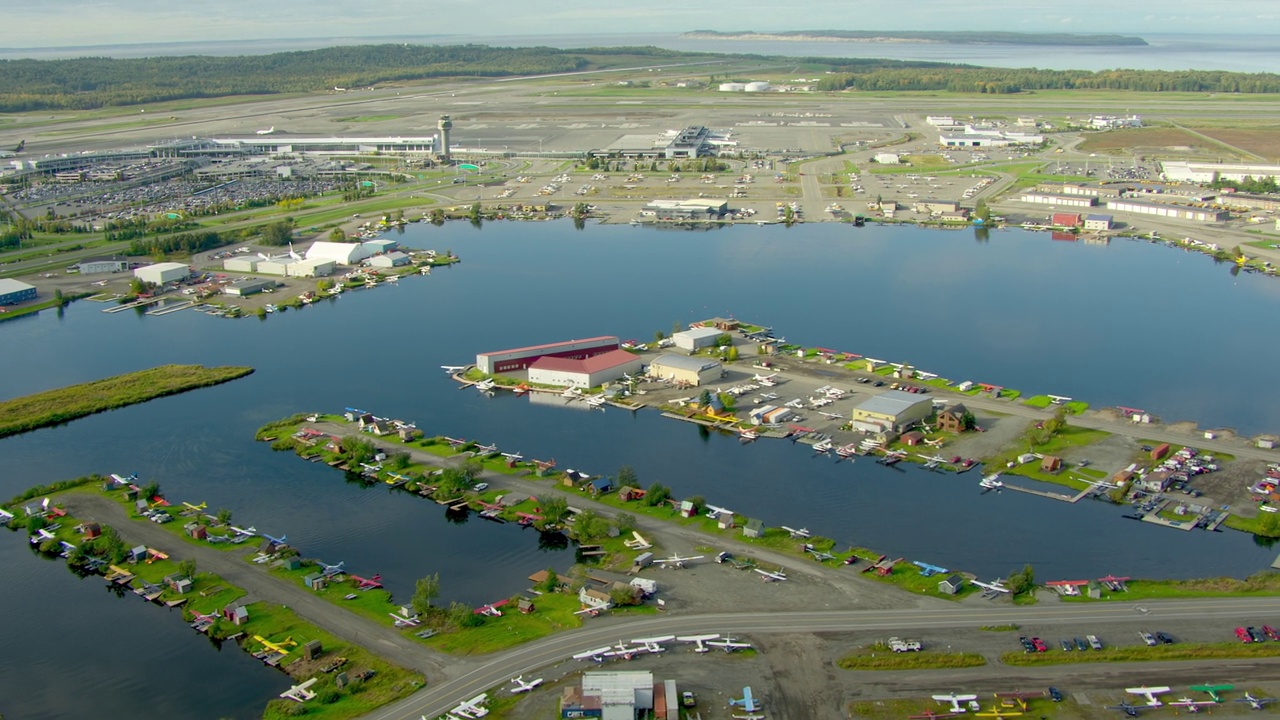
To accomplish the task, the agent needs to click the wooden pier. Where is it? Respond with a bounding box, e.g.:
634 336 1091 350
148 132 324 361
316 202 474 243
103 297 163 313
1001 483 1078 503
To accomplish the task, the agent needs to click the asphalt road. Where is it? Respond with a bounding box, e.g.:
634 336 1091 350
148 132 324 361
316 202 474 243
63 493 451 678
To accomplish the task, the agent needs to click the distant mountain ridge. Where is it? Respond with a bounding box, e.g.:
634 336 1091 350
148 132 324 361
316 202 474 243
682 30 1148 46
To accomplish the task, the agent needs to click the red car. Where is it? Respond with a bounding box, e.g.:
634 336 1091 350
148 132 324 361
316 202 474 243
1264 625 1280 641
1236 627 1253 643
1031 637 1048 652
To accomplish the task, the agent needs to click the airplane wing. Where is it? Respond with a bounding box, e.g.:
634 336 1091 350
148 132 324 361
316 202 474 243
572 646 612 660
1127 687 1171 694
632 635 675 644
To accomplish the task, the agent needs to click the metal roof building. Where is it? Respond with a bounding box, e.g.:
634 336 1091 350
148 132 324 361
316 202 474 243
647 354 722 386
306 241 371 265
0 278 37 305
850 390 934 434
477 336 620 375
672 327 722 351
528 348 643 389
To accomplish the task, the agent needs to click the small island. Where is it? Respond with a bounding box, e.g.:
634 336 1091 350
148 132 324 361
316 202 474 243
682 30 1149 46
0 364 254 438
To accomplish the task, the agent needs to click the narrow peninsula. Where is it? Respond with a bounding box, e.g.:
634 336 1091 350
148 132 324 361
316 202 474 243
0 364 254 438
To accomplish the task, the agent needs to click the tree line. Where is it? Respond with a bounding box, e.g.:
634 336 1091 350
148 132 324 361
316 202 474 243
816 66 1280 94
0 44 591 112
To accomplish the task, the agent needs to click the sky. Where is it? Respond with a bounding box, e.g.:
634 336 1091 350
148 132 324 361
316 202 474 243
1 0 1277 49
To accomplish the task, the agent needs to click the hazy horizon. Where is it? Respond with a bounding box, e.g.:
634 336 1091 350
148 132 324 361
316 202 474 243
1 0 1277 50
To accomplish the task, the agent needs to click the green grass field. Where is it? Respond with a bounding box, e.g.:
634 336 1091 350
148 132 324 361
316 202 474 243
0 364 254 438
1001 641 1280 666
838 647 986 670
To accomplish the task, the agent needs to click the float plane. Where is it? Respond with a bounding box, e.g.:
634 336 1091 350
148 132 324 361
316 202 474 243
781 526 811 539
933 694 979 714
654 553 704 569
280 678 318 702
1189 684 1234 703
318 561 345 577
451 693 489 718
707 635 753 653
263 533 287 546
676 634 721 653
510 676 543 693
1236 693 1279 710
441 365 467 374
350 573 383 590
754 568 787 582
1126 687 1171 708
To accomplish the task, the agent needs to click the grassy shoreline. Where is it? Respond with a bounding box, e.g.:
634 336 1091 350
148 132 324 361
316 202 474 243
2 479 424 720
0 364 253 438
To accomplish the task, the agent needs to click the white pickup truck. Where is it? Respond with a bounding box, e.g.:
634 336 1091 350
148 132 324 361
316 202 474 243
889 637 922 652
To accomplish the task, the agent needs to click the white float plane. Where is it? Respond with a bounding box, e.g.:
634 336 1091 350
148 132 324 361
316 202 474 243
1048 394 1073 404
671 396 694 406
818 411 844 419
1236 693 1280 710
755 568 787 582
36 528 57 541
441 365 467 374
319 561 344 577
1169 698 1217 713
971 579 1010 594
0 508 13 523
501 451 524 463
474 379 496 393
753 372 778 383
390 611 421 627
707 635 753 653
229 525 258 538
510 676 543 693
676 633 721 653
631 635 675 653
280 678 318 702
451 693 489 718
1126 687 1171 707
473 442 499 455
933 693 979 713
705 504 734 519
781 526 811 539
655 553 704 569
572 646 614 662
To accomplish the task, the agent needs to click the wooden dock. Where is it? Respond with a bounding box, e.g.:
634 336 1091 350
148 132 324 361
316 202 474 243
103 297 163 313
1001 483 1077 503
146 300 195 316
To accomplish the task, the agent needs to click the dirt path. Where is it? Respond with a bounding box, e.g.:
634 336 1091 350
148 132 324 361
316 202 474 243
63 492 453 679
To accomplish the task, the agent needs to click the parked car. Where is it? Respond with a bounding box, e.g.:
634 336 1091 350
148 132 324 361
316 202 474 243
1019 636 1036 653
1155 631 1175 645
1060 639 1074 651
1049 687 1064 703
1031 637 1048 652
1087 635 1103 650
1074 637 1089 651
1263 625 1280 641
1248 627 1266 643
1235 627 1252 643
1140 632 1157 647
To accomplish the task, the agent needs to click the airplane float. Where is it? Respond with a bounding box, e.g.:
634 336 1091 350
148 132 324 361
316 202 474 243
473 443 499 456
676 633 721 653
500 451 524 463
350 573 383 590
510 676 543 693
474 379 496 393
280 678 318 702
754 568 787 582
263 532 287 546
441 365 467 374
971 579 1010 595
229 525 257 538
318 560 345 577
781 526 811 539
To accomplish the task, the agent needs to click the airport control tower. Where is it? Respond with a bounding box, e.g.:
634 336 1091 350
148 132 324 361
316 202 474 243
437 115 452 163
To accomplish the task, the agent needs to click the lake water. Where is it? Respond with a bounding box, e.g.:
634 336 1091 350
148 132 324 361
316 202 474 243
3 32 1278 73
2 220 1278 716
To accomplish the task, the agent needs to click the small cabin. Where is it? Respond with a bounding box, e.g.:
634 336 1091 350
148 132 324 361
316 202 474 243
81 523 101 540
743 518 765 538
1040 455 1062 473
618 486 645 502
588 477 613 495
900 431 925 446
679 500 697 518
303 573 327 591
518 598 535 615
938 574 965 595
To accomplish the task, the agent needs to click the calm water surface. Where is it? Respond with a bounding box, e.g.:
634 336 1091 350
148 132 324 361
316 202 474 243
1 220 1278 717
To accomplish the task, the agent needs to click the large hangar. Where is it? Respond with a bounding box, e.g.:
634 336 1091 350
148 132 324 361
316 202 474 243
527 349 643 389
477 336 620 375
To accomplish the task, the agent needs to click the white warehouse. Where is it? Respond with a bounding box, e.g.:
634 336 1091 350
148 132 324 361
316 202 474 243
527 349 644 389
133 262 190 285
306 241 371 265
672 327 723 351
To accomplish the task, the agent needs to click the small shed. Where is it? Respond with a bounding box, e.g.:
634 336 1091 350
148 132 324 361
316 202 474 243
82 522 101 540
618 486 645 502
303 639 323 661
1151 443 1170 460
743 518 765 538
1040 455 1062 473
633 552 654 569
283 557 302 571
679 500 697 518
588 477 614 495
900 431 925 446
578 587 612 611
938 574 966 595
717 513 735 530
303 573 327 591
129 545 148 563
188 524 208 540
223 602 249 625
